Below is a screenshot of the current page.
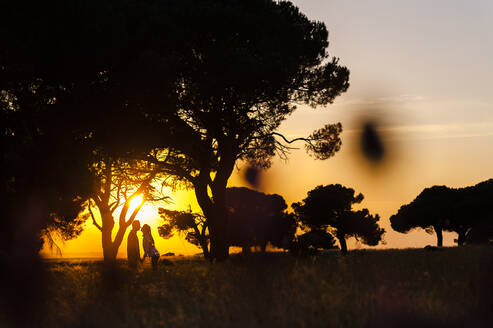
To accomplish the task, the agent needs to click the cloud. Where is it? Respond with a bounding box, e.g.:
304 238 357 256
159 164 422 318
337 94 426 107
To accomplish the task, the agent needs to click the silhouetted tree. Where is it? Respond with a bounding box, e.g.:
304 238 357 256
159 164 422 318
448 186 474 246
1 82 94 256
292 185 384 254
2 0 349 262
2 83 165 264
0 0 138 255
294 230 337 255
454 179 493 245
225 187 297 253
158 208 210 260
390 186 459 247
391 181 493 247
157 188 296 258
2 0 182 264
86 156 172 265
140 0 349 260
1 72 95 324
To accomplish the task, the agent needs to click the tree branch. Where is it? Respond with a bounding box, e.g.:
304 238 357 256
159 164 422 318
145 154 195 183
109 178 123 213
119 170 158 226
94 192 103 208
126 201 145 227
270 132 311 144
88 200 102 231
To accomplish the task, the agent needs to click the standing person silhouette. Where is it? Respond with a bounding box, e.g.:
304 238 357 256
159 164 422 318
127 220 141 269
141 224 160 271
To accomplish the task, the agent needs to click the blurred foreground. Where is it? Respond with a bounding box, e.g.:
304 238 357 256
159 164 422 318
2 247 492 328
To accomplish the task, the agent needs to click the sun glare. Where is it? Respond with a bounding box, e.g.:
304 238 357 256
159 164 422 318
126 194 161 226
129 195 144 210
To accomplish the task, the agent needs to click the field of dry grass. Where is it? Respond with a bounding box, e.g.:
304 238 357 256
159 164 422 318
3 246 493 327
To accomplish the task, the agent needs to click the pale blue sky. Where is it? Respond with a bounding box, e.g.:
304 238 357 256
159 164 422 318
293 0 493 102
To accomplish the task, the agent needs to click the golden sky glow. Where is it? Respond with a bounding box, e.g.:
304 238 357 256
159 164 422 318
41 188 205 258
41 0 493 258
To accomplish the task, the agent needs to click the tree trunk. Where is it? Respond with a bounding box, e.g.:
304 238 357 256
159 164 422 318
101 235 116 265
208 213 229 261
193 224 210 260
112 223 131 259
261 241 267 253
194 180 216 261
192 145 236 262
193 175 230 261
101 209 117 265
201 242 210 260
337 233 348 254
210 174 235 260
434 225 443 247
457 229 466 246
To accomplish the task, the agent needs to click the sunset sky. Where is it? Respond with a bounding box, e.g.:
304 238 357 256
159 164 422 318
41 0 493 258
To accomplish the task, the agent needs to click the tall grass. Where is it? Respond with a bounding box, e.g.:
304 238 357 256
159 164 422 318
7 247 493 327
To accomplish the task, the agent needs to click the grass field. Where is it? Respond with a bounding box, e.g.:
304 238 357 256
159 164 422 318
3 247 493 327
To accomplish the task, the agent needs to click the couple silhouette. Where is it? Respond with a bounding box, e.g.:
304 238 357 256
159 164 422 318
127 220 160 270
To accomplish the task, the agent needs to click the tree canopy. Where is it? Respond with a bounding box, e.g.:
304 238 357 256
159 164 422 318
459 179 493 244
2 0 350 261
390 186 456 247
137 0 350 260
2 0 178 262
158 187 296 257
390 180 493 246
226 187 296 253
294 230 337 255
292 185 384 254
1 78 94 255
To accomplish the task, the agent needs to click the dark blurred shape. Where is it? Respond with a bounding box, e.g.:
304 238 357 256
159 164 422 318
366 298 465 328
101 264 131 294
361 122 384 162
0 198 47 328
226 187 296 253
350 105 405 176
478 250 493 326
244 166 262 189
1 254 46 328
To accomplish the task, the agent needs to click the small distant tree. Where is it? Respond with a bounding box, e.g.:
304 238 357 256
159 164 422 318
294 230 337 255
158 208 210 259
292 184 384 254
226 187 297 253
